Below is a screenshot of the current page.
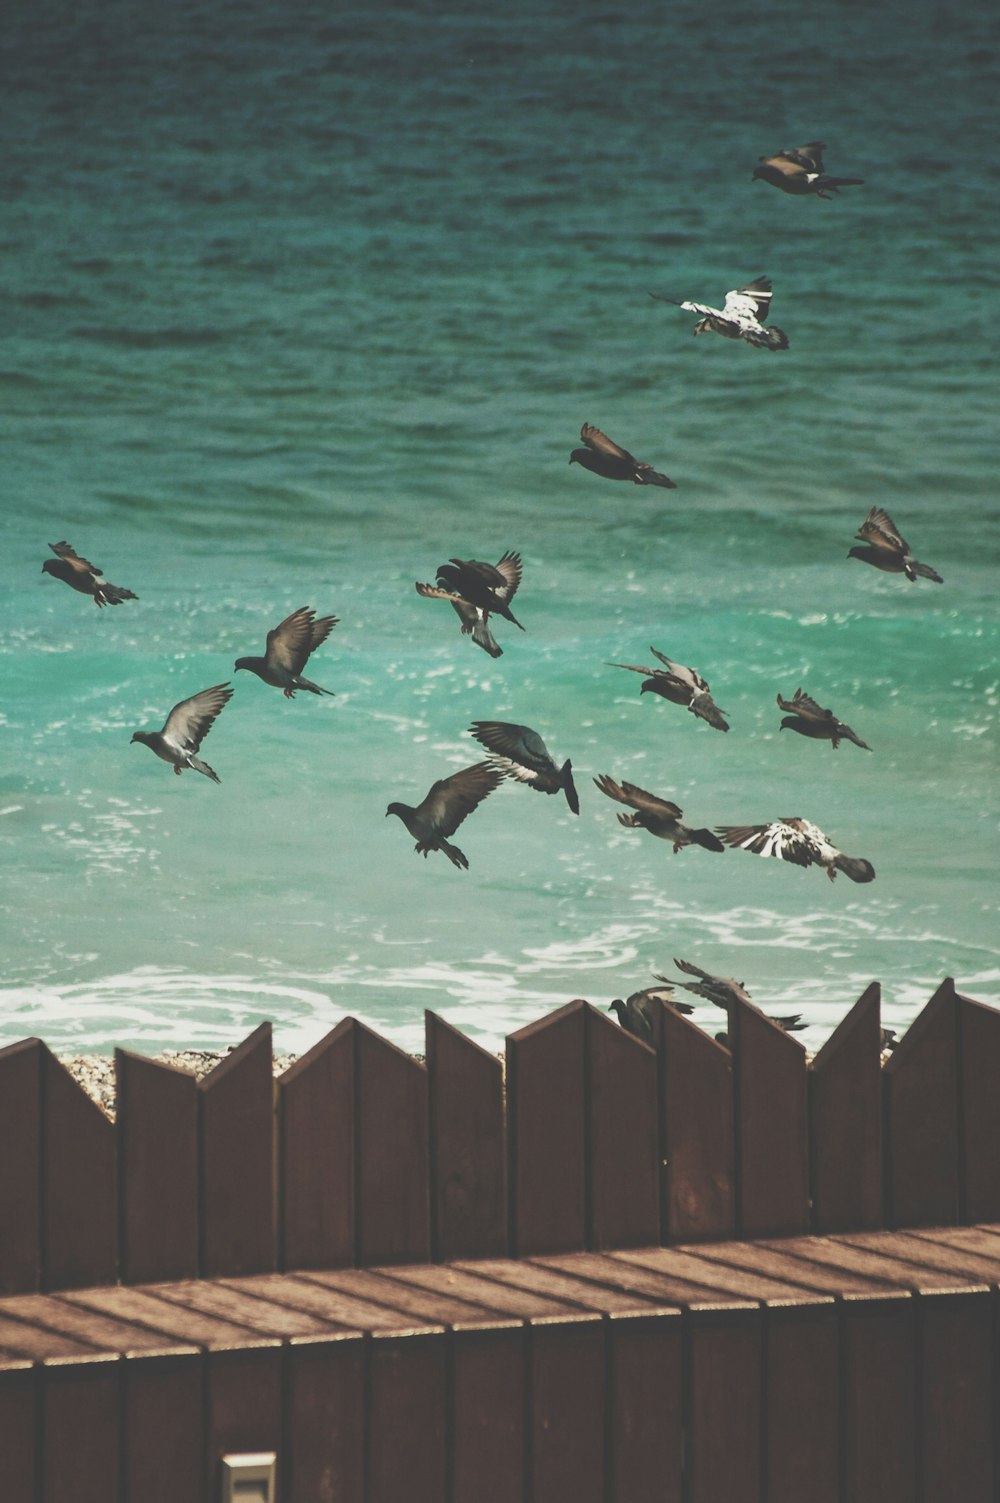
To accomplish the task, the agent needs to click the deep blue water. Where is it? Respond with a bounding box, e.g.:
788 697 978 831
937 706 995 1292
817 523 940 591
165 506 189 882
2 0 998 1057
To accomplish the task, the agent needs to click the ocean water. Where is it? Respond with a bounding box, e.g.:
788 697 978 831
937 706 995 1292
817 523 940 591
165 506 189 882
2 0 998 1060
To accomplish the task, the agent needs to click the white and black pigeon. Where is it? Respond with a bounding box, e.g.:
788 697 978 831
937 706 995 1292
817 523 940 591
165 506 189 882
569 424 676 488
609 983 695 1044
130 683 234 784
777 689 871 751
42 540 138 607
234 606 338 697
715 817 875 883
416 550 523 655
469 720 579 814
753 142 864 199
609 648 729 731
650 275 789 351
848 507 943 584
386 761 506 870
594 775 725 854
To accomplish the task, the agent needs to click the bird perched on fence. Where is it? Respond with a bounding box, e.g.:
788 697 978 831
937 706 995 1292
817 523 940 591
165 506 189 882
715 817 875 883
42 540 138 607
416 550 523 655
469 720 579 814
569 423 676 489
848 507 943 584
234 606 338 697
650 275 789 350
752 141 864 198
777 689 871 751
130 683 234 784
609 984 695 1045
385 761 506 870
594 775 725 854
609 648 729 732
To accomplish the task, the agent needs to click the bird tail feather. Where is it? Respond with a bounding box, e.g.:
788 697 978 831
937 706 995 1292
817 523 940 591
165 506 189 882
691 828 726 853
188 755 221 784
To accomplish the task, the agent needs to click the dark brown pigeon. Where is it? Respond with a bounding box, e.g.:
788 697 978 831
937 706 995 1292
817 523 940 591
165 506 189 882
469 720 579 814
594 775 725 853
650 276 789 350
386 761 506 870
715 817 875 883
42 540 138 607
670 960 806 1039
609 984 695 1045
569 424 676 488
416 550 523 652
777 689 871 751
235 606 338 697
609 648 729 731
130 683 233 783
415 582 503 658
848 507 942 583
433 553 525 630
753 142 864 198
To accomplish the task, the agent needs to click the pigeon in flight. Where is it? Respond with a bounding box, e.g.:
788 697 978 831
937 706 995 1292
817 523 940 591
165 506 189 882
753 142 864 198
130 683 234 784
848 507 943 584
569 424 676 488
715 817 875 883
416 550 523 653
385 761 506 870
669 960 806 1040
234 606 338 697
434 554 525 630
609 984 695 1045
42 541 138 607
650 276 789 350
469 720 579 814
777 689 871 751
594 775 725 853
609 648 729 731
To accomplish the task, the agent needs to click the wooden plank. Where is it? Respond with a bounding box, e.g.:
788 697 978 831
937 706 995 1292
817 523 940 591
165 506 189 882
425 1011 506 1261
608 1311 683 1503
688 1312 762 1503
62 1286 280 1350
587 1003 659 1250
809 983 883 1232
529 1316 605 1503
0 1364 36 1503
357 1023 430 1266
0 1292 197 1355
0 1038 42 1294
285 1335 365 1503
147 1277 347 1338
233 1272 437 1334
451 1326 525 1503
730 1000 809 1237
541 1250 755 1311
765 1306 839 1503
507 1000 586 1256
957 989 1000 1222
619 1244 833 1304
919 1290 993 1503
884 979 959 1227
199 1022 275 1278
456 1255 662 1315
43 1359 121 1503
43 1048 118 1291
123 1351 205 1503
117 1050 199 1284
206 1346 283 1492
368 1331 446 1503
841 1298 916 1503
278 1020 355 1272
660 1005 734 1243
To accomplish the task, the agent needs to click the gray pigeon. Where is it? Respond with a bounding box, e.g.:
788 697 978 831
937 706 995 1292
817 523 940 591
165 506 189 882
469 720 579 814
594 775 725 853
777 689 871 751
671 959 806 1038
569 424 676 488
609 648 729 731
716 817 875 883
386 761 506 870
42 540 137 607
234 606 338 697
848 507 943 584
130 683 234 783
650 276 789 350
753 142 864 198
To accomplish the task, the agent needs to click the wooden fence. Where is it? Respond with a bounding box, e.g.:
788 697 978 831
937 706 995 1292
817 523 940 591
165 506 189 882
2 976 998 1296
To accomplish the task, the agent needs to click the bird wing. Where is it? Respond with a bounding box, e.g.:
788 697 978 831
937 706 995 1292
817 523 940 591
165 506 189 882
49 540 100 578
416 580 468 607
649 648 705 691
594 775 682 818
757 153 809 179
715 820 818 867
608 660 658 678
780 141 826 172
725 277 774 324
161 683 233 755
777 688 835 724
417 761 506 838
672 957 753 1007
265 607 322 674
579 424 635 464
469 721 553 774
856 506 907 554
492 551 522 604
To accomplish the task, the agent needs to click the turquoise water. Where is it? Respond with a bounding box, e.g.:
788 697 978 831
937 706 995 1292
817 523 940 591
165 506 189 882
2 1 998 1057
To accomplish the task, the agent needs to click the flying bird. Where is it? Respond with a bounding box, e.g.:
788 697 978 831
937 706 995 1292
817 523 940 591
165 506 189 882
752 142 864 198
670 960 806 1040
416 550 523 653
650 276 789 351
609 984 694 1045
777 689 871 751
385 761 506 870
469 720 579 814
715 817 875 883
434 553 525 630
848 507 943 584
594 775 725 854
234 606 338 697
41 541 138 607
609 648 729 731
569 424 676 488
130 683 234 784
